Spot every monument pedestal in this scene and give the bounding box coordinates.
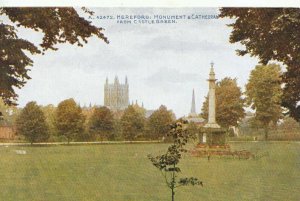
[198,127,227,146]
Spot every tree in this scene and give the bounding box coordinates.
[147,105,174,139]
[55,98,85,143]
[89,106,114,140]
[245,64,283,140]
[201,77,245,128]
[279,117,300,131]
[0,98,20,126]
[41,104,57,139]
[132,102,147,117]
[219,8,300,122]
[0,7,108,106]
[16,101,49,144]
[120,105,145,140]
[148,121,202,201]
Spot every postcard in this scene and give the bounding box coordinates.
[0,2,299,201]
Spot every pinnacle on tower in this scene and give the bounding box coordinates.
[125,76,128,85]
[106,77,108,84]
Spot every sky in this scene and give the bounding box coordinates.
[8,8,260,118]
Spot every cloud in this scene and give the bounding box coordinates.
[146,68,199,86]
[143,36,230,53]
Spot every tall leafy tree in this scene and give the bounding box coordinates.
[245,64,283,140]
[89,106,114,140]
[16,101,49,144]
[202,77,245,128]
[41,104,57,138]
[55,98,85,143]
[219,8,300,122]
[0,7,108,106]
[121,105,145,140]
[147,105,174,139]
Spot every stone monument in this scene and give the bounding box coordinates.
[204,62,220,129]
[198,62,226,146]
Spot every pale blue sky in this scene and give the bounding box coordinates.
[8,8,260,117]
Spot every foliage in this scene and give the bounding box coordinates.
[16,101,49,144]
[89,106,114,140]
[0,7,108,106]
[41,104,57,138]
[55,98,85,143]
[245,64,283,140]
[132,103,146,117]
[219,8,300,122]
[112,119,123,141]
[120,105,145,140]
[148,121,202,201]
[0,98,20,126]
[202,77,245,128]
[279,117,300,131]
[147,105,174,139]
[186,122,198,137]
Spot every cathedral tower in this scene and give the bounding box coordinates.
[104,76,129,111]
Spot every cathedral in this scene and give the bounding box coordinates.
[104,76,129,111]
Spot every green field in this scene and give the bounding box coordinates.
[0,142,299,201]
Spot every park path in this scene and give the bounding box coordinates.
[0,140,162,146]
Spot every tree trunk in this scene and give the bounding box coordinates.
[171,188,174,201]
[171,163,175,201]
[264,127,268,141]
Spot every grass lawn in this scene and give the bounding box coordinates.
[0,142,299,201]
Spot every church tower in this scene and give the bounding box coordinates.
[104,76,129,111]
[189,89,197,117]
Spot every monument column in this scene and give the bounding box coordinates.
[204,62,220,128]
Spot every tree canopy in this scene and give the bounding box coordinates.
[55,98,85,143]
[219,8,300,122]
[121,105,145,140]
[41,104,57,138]
[0,8,108,106]
[16,101,49,144]
[0,98,20,126]
[147,105,174,139]
[89,106,114,140]
[245,64,283,139]
[202,77,245,128]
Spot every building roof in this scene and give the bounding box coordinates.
[184,116,205,124]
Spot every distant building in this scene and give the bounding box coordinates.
[104,76,129,111]
[189,89,197,117]
[0,126,15,140]
[145,110,155,118]
[185,89,205,126]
